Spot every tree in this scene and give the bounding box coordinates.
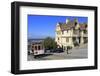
[43,37,57,50]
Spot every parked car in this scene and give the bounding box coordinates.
[51,48,63,53]
[44,49,50,53]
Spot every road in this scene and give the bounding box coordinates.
[28,44,88,61]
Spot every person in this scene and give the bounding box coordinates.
[66,46,72,54]
[66,47,69,54]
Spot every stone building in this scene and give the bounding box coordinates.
[28,39,45,55]
[55,18,88,50]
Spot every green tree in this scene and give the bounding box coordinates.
[43,37,57,50]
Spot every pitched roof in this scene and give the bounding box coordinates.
[79,23,87,30]
[58,20,77,30]
[57,19,87,31]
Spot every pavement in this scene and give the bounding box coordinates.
[28,44,88,61]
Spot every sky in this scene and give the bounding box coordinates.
[28,15,88,39]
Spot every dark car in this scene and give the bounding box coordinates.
[44,49,51,53]
[51,48,63,53]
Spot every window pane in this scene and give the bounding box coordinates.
[66,38,69,42]
[38,46,40,50]
[35,46,37,50]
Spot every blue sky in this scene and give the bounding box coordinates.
[28,15,87,39]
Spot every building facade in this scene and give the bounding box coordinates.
[28,39,45,55]
[55,18,88,50]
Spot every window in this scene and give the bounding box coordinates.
[66,38,69,42]
[38,45,41,50]
[35,46,37,50]
[58,37,59,41]
[73,30,78,34]
[83,30,87,34]
[32,45,34,48]
[57,31,61,35]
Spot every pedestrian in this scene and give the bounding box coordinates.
[66,47,69,54]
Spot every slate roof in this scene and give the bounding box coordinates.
[58,19,87,31]
[79,23,87,30]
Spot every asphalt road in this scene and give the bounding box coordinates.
[28,44,88,61]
